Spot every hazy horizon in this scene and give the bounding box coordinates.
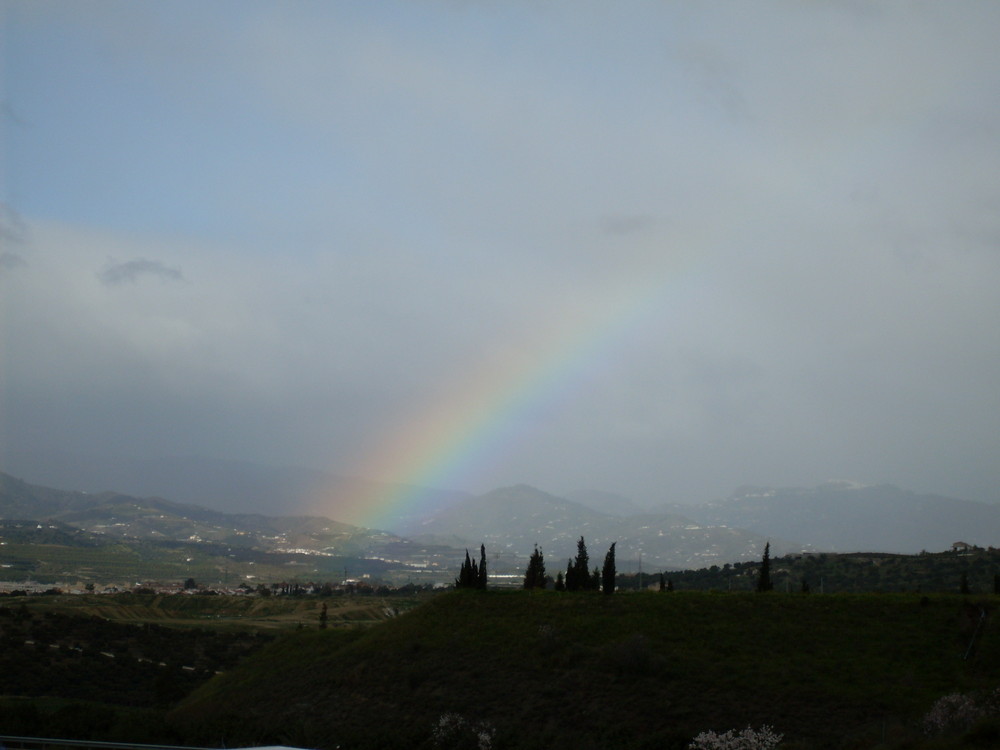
[3,2,999,512]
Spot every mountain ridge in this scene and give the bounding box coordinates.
[675,482,1000,553]
[4,467,998,578]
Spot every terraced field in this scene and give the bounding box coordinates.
[11,591,423,631]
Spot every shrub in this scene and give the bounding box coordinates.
[689,724,783,750]
[923,688,1000,736]
[923,693,982,735]
[432,712,496,750]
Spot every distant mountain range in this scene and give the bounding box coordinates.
[2,453,471,529]
[670,482,1000,554]
[408,484,771,570]
[404,481,1000,566]
[3,460,998,577]
[0,471,391,557]
[2,471,758,573]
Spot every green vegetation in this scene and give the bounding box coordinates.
[0,592,424,741]
[523,544,546,590]
[602,541,616,595]
[611,548,1000,596]
[0,599,272,743]
[565,536,599,592]
[455,544,488,589]
[5,590,421,631]
[756,541,774,592]
[171,589,1000,749]
[0,602,266,705]
[0,535,400,586]
[1,475,461,587]
[7,549,1000,748]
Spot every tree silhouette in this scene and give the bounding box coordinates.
[456,550,476,588]
[477,544,488,590]
[567,536,597,591]
[523,545,546,590]
[756,542,774,593]
[456,545,488,590]
[602,542,616,595]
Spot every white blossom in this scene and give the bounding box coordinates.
[689,724,783,750]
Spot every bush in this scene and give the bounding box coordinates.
[923,688,1000,736]
[689,725,783,750]
[432,712,496,750]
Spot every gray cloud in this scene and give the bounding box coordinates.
[0,203,26,244]
[602,215,655,236]
[98,258,184,286]
[3,3,1000,515]
[0,100,29,128]
[0,252,26,271]
[0,205,27,273]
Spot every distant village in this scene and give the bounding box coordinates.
[0,571,530,598]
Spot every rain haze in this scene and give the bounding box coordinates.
[2,1,999,520]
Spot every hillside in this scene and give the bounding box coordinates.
[3,454,472,526]
[171,590,1000,749]
[0,472,464,586]
[0,471,366,546]
[412,484,777,569]
[0,592,428,741]
[8,471,1000,586]
[682,483,1000,553]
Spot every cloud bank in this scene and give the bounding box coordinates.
[1,2,999,510]
[98,258,184,286]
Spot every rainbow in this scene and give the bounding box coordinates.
[329,244,704,530]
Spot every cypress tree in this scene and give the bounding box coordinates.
[477,544,488,590]
[602,542,616,595]
[565,559,577,591]
[572,537,591,591]
[456,548,485,589]
[555,571,565,591]
[756,542,774,592]
[591,567,601,590]
[455,549,472,588]
[523,545,546,590]
[659,572,665,592]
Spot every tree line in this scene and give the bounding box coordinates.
[456,537,620,594]
[520,537,617,592]
[458,538,784,595]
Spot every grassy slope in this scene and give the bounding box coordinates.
[0,538,353,585]
[0,594,426,743]
[12,592,415,630]
[171,590,1000,750]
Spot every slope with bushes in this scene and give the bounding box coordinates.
[171,589,1000,749]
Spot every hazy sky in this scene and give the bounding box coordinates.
[2,1,999,507]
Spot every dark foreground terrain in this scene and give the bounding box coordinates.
[3,589,1000,749]
[173,590,1000,749]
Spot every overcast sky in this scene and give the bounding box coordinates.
[2,1,999,509]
